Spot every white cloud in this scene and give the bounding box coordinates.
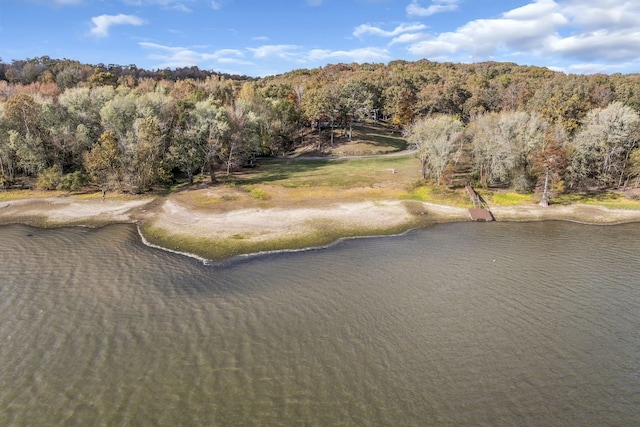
[171,3,192,12]
[548,29,640,62]
[247,45,302,60]
[30,0,83,4]
[451,2,567,56]
[118,0,195,11]
[389,33,427,45]
[545,0,640,62]
[307,47,390,63]
[560,0,640,31]
[217,58,253,65]
[212,48,245,58]
[407,39,459,58]
[210,1,222,10]
[406,0,459,17]
[353,23,426,38]
[244,45,391,68]
[139,42,246,68]
[90,14,145,37]
[401,0,640,74]
[307,0,323,6]
[564,61,635,75]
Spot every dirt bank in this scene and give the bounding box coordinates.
[2,193,639,260]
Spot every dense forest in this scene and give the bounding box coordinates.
[1,56,639,195]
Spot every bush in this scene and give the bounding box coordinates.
[57,171,88,192]
[512,171,535,193]
[36,165,62,190]
[249,187,268,200]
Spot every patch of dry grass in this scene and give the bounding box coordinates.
[0,189,64,200]
[402,184,472,207]
[485,191,536,206]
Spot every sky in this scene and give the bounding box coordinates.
[1,0,639,77]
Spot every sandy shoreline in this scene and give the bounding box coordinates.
[2,194,640,259]
[0,197,153,226]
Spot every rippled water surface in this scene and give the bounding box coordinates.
[1,221,639,426]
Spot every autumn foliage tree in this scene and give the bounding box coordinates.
[83,131,123,190]
[2,56,640,194]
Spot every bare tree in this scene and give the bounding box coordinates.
[570,102,640,188]
[469,111,548,190]
[404,115,464,184]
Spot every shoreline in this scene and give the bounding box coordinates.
[2,193,640,262]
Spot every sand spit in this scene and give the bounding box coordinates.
[2,193,640,260]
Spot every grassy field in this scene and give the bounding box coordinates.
[553,191,640,210]
[171,153,479,214]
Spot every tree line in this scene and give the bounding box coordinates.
[1,57,639,194]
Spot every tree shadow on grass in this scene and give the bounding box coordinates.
[553,190,624,205]
[362,132,407,150]
[225,159,334,186]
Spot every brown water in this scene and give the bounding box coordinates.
[0,221,639,426]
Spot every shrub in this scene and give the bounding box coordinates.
[36,165,62,190]
[250,188,268,200]
[57,171,88,192]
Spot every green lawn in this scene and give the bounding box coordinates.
[233,155,419,189]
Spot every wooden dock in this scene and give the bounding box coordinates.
[465,184,495,221]
[468,208,495,221]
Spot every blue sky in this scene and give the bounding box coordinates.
[1,0,639,77]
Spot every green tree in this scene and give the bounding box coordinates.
[338,79,375,139]
[0,111,17,184]
[57,171,88,192]
[99,90,137,141]
[9,130,47,176]
[190,98,229,183]
[127,117,168,192]
[59,86,115,142]
[0,134,16,186]
[254,83,303,155]
[168,101,204,184]
[135,90,176,136]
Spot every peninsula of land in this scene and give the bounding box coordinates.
[2,189,640,261]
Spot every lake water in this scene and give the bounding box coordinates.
[0,221,639,426]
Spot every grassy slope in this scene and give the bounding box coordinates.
[4,122,640,260]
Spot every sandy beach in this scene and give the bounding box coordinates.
[2,193,640,259]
